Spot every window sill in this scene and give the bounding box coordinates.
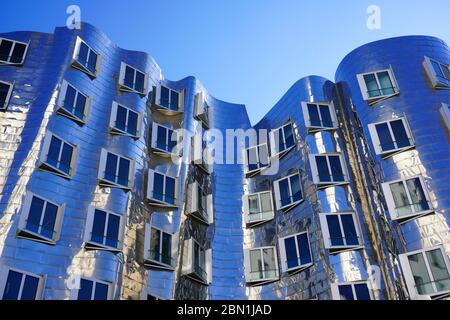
[271,145,296,160]
[16,229,57,245]
[328,244,364,255]
[57,106,86,126]
[379,145,415,159]
[98,178,132,191]
[119,83,146,96]
[366,91,400,106]
[84,241,122,253]
[279,199,304,213]
[151,147,181,158]
[185,273,209,286]
[315,180,350,190]
[246,216,274,228]
[110,127,140,140]
[186,211,210,225]
[71,59,97,79]
[144,258,175,271]
[245,165,270,178]
[39,162,72,180]
[0,60,24,66]
[285,262,314,275]
[246,276,279,287]
[151,102,183,116]
[147,197,178,209]
[393,210,434,225]
[307,125,339,133]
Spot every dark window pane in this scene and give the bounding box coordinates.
[2,270,22,300]
[91,209,107,245]
[319,105,333,128]
[290,175,302,202]
[341,214,359,246]
[47,136,62,168]
[0,82,10,106]
[431,60,445,78]
[127,111,138,136]
[406,178,429,213]
[160,86,170,108]
[59,143,73,174]
[247,148,258,172]
[307,104,321,127]
[315,156,330,182]
[390,119,411,149]
[161,233,172,266]
[94,283,109,300]
[77,42,89,66]
[26,196,45,234]
[41,202,58,239]
[375,122,395,152]
[86,50,97,73]
[115,105,127,132]
[285,237,298,269]
[297,233,312,265]
[354,283,371,300]
[426,249,450,293]
[377,71,395,95]
[283,124,295,149]
[77,279,93,300]
[329,156,344,182]
[259,145,269,168]
[105,214,120,248]
[390,181,411,217]
[124,66,134,88]
[135,71,145,93]
[364,73,380,98]
[153,173,165,202]
[165,176,175,205]
[150,228,161,261]
[11,43,27,64]
[117,158,130,187]
[64,85,77,112]
[21,275,39,300]
[156,126,168,151]
[279,179,291,207]
[74,93,86,120]
[327,215,344,246]
[169,90,179,111]
[104,153,118,182]
[338,284,355,300]
[0,40,13,62]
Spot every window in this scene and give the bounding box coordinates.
[191,132,213,174]
[17,192,64,244]
[147,169,178,208]
[144,224,175,270]
[368,117,414,158]
[71,37,101,77]
[187,182,213,225]
[84,206,124,252]
[153,84,184,114]
[151,123,180,157]
[98,149,135,190]
[244,246,279,285]
[278,231,313,273]
[319,211,362,254]
[399,246,450,299]
[243,191,274,227]
[194,91,212,128]
[0,268,45,300]
[0,37,28,65]
[0,80,13,110]
[423,56,450,89]
[109,101,142,138]
[56,80,91,124]
[39,131,78,179]
[301,102,338,131]
[382,175,433,224]
[118,62,147,95]
[244,143,270,177]
[440,103,450,132]
[357,68,399,104]
[71,278,112,300]
[273,172,304,211]
[331,281,372,300]
[309,153,349,188]
[181,238,212,285]
[269,122,296,157]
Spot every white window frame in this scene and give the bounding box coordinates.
[56,80,91,124]
[144,223,176,270]
[368,117,415,158]
[97,148,135,190]
[356,67,400,105]
[186,182,213,225]
[399,246,450,300]
[243,190,274,227]
[0,37,29,66]
[244,246,279,285]
[244,143,270,177]
[423,56,450,89]
[278,231,313,274]
[69,277,113,300]
[309,153,349,188]
[0,80,14,110]
[39,131,79,179]
[273,172,304,212]
[153,83,184,115]
[330,281,373,300]
[269,121,297,158]
[71,36,102,78]
[381,175,433,224]
[194,91,213,128]
[109,101,142,139]
[191,133,213,174]
[17,191,65,245]
[118,62,148,95]
[146,169,179,208]
[181,238,212,286]
[0,267,46,300]
[440,103,450,132]
[319,211,363,254]
[301,101,338,132]
[151,122,181,157]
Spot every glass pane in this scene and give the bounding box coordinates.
[285,237,299,269]
[307,104,321,127]
[319,104,333,128]
[127,111,138,136]
[21,275,39,300]
[41,202,58,239]
[248,195,259,217]
[150,228,161,261]
[93,283,109,300]
[327,215,344,246]
[279,178,291,207]
[160,86,170,108]
[315,156,331,182]
[375,122,395,152]
[105,214,120,248]
[390,181,412,217]
[250,250,263,278]
[259,145,269,168]
[77,279,93,300]
[64,85,77,111]
[247,147,258,172]
[161,233,172,266]
[390,119,411,149]
[2,270,22,300]
[341,213,359,246]
[329,156,345,182]
[354,283,371,300]
[77,42,89,66]
[168,129,177,152]
[47,136,62,168]
[338,284,355,300]
[363,73,380,98]
[431,60,445,79]
[115,105,127,132]
[297,233,312,265]
[0,40,13,62]
[290,175,302,202]
[169,90,179,111]
[260,193,272,213]
[406,178,429,213]
[0,82,10,106]
[153,173,165,201]
[442,64,450,81]
[134,71,145,93]
[165,177,175,205]
[263,248,276,277]
[156,126,168,151]
[104,153,118,183]
[26,196,45,235]
[74,93,86,120]
[91,209,107,245]
[377,71,395,95]
[117,158,130,187]
[408,253,434,295]
[59,143,73,174]
[426,249,450,293]
[87,50,97,73]
[124,66,135,88]
[283,124,295,149]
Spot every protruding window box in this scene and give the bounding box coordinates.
[278,231,313,275]
[144,223,176,271]
[309,153,349,189]
[0,37,29,66]
[357,67,400,105]
[153,84,184,115]
[191,134,213,174]
[194,91,213,129]
[273,172,304,212]
[109,101,142,139]
[118,62,148,96]
[243,191,274,227]
[301,101,338,133]
[147,169,178,209]
[244,246,279,286]
[151,123,181,158]
[71,36,102,79]
[56,80,91,125]
[331,281,373,300]
[186,182,213,225]
[181,238,212,286]
[98,149,135,191]
[269,122,297,159]
[244,143,270,178]
[423,56,450,89]
[0,268,46,300]
[70,278,113,300]
[440,103,450,132]
[0,80,14,111]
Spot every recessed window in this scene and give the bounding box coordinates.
[331,281,372,300]
[440,103,450,132]
[186,182,213,225]
[181,238,212,285]
[309,153,349,188]
[0,80,14,111]
[118,62,147,95]
[72,37,101,77]
[84,206,124,252]
[56,80,91,124]
[71,278,111,300]
[194,91,212,128]
[357,68,399,104]
[98,149,135,190]
[0,268,45,300]
[144,223,175,270]
[0,37,28,65]
[399,246,450,299]
[244,246,279,285]
[278,231,313,273]
[269,122,296,158]
[319,211,362,254]
[368,117,414,158]
[273,172,304,212]
[147,169,178,208]
[39,131,78,179]
[243,191,274,227]
[423,56,450,89]
[244,143,270,177]
[109,101,142,138]
[153,84,184,114]
[301,102,338,132]
[151,123,180,157]
[382,175,433,224]
[17,192,64,244]
[191,132,212,174]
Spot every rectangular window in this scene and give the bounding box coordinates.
[109,101,142,138]
[331,281,372,300]
[423,56,450,89]
[357,68,399,104]
[151,123,180,156]
[309,153,349,187]
[39,131,78,179]
[440,103,450,132]
[119,62,147,95]
[98,149,135,190]
[269,122,296,157]
[243,191,274,226]
[154,84,184,114]
[399,246,450,299]
[244,143,270,176]
[181,238,212,285]
[382,175,433,224]
[72,37,101,77]
[319,211,362,254]
[0,37,28,65]
[144,223,175,270]
[0,80,14,110]
[368,117,414,158]
[73,278,111,300]
[147,169,178,207]
[84,206,124,252]
[301,102,338,131]
[0,268,45,300]
[278,231,313,273]
[187,182,213,225]
[56,80,91,124]
[191,132,212,174]
[194,91,212,128]
[244,246,279,285]
[273,172,304,211]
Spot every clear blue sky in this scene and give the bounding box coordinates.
[1,0,449,124]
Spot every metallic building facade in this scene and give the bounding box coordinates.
[0,23,448,300]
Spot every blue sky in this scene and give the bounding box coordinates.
[1,0,449,123]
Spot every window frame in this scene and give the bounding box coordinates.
[56,80,91,124]
[301,101,338,132]
[330,281,373,300]
[69,277,113,300]
[118,62,148,95]
[269,121,297,158]
[97,148,135,190]
[144,223,176,270]
[0,37,29,66]
[273,171,304,212]
[244,142,270,177]
[356,67,400,105]
[244,246,280,286]
[109,101,142,139]
[278,231,313,274]
[194,91,213,128]
[0,267,46,300]
[423,56,450,89]
[243,190,275,227]
[181,238,212,286]
[440,103,450,132]
[71,36,102,78]
[309,153,349,188]
[150,122,181,157]
[191,133,213,174]
[153,83,184,115]
[186,181,213,225]
[0,80,14,111]
[146,169,179,208]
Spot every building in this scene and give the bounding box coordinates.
[0,23,448,300]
